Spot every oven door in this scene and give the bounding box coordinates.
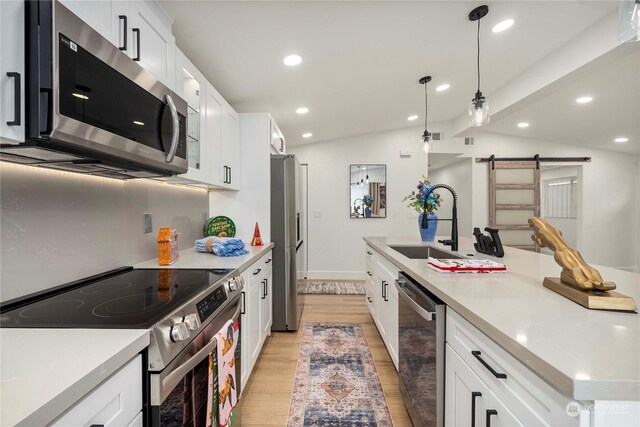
[149,297,242,426]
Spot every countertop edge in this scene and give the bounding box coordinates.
[132,243,274,271]
[14,331,150,427]
[363,236,638,402]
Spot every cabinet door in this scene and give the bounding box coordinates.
[0,0,25,144]
[240,270,251,391]
[119,2,175,88]
[247,276,263,371]
[261,268,273,341]
[270,119,285,154]
[386,280,399,370]
[375,266,389,342]
[60,0,114,44]
[205,83,225,186]
[174,49,208,184]
[446,345,524,427]
[222,107,240,189]
[52,355,142,426]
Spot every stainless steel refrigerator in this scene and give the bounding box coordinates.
[271,154,305,331]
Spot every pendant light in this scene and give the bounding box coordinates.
[468,5,490,127]
[419,76,432,154]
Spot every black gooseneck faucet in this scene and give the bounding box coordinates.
[422,184,458,252]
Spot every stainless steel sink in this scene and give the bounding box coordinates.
[389,245,465,260]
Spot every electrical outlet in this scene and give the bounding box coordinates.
[144,213,153,234]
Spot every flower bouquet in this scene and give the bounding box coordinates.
[402,176,443,241]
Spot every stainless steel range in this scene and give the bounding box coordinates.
[0,267,244,425]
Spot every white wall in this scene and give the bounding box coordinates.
[0,163,209,302]
[288,126,429,279]
[290,124,639,277]
[428,158,473,238]
[432,132,639,272]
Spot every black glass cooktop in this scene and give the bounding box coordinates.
[0,268,234,328]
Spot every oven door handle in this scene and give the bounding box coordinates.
[165,94,179,163]
[395,279,435,321]
[162,302,241,395]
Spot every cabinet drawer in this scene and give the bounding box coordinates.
[365,246,400,280]
[51,354,142,426]
[446,308,579,427]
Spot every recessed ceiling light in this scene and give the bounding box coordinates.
[435,83,450,92]
[296,107,309,114]
[72,93,89,100]
[517,122,529,128]
[133,121,145,126]
[614,137,629,143]
[492,19,514,33]
[576,96,593,104]
[407,115,419,121]
[302,132,312,138]
[283,54,302,66]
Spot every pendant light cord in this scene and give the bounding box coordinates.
[477,19,481,92]
[424,80,428,133]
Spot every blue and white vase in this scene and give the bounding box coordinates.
[418,213,438,242]
[364,207,372,218]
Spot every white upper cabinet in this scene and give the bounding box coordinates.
[206,83,240,189]
[113,1,175,89]
[0,0,25,144]
[222,107,240,189]
[172,48,208,184]
[270,120,286,154]
[205,82,225,186]
[60,0,114,44]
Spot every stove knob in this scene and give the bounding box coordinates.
[170,322,190,342]
[184,313,200,331]
[227,280,238,292]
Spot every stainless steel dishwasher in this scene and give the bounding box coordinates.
[396,272,445,427]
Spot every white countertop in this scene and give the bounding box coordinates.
[133,243,274,272]
[364,236,640,401]
[0,328,149,426]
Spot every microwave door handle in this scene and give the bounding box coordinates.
[161,300,241,397]
[165,94,179,162]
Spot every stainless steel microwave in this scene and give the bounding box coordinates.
[0,0,188,178]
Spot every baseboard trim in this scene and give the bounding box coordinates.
[305,271,365,281]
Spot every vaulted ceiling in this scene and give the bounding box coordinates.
[162,1,617,146]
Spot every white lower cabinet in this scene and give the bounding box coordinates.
[446,308,586,427]
[240,250,273,392]
[365,246,399,370]
[51,354,143,427]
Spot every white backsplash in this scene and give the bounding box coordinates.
[0,163,208,302]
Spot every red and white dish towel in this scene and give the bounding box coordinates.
[208,319,239,427]
[427,257,507,273]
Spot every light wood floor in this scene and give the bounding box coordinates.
[240,294,411,426]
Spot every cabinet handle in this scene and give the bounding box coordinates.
[367,296,373,303]
[471,392,482,427]
[486,409,497,427]
[366,251,373,255]
[366,271,373,276]
[132,28,141,61]
[253,268,261,275]
[118,15,127,50]
[229,166,232,184]
[279,137,284,152]
[241,291,246,315]
[261,279,266,299]
[384,281,389,301]
[265,278,268,296]
[6,72,21,126]
[471,351,507,379]
[381,280,387,301]
[265,258,272,264]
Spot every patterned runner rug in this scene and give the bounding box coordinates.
[300,281,366,295]
[287,322,394,427]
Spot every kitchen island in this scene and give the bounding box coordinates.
[364,236,640,424]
